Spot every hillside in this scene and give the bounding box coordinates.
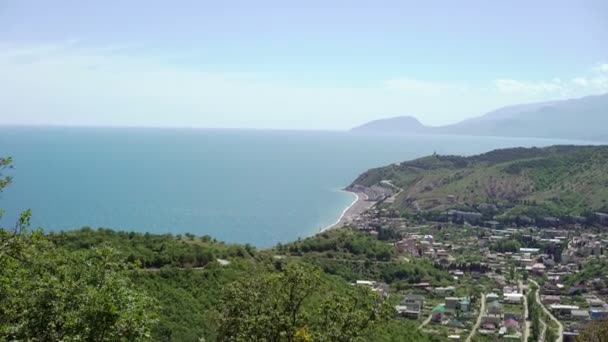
[351,93,608,141]
[349,145,608,217]
[46,227,447,341]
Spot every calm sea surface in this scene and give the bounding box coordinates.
[0,127,591,247]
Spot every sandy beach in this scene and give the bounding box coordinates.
[322,191,376,231]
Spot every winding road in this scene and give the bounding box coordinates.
[530,279,563,342]
[465,293,486,342]
[540,319,547,342]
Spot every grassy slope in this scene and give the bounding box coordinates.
[351,145,608,215]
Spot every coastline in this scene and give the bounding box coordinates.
[321,190,376,232]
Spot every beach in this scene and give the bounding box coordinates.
[322,191,376,231]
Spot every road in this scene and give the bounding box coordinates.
[465,293,485,342]
[530,279,563,342]
[539,320,547,342]
[418,312,433,329]
[520,280,530,342]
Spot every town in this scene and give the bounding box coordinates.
[347,192,608,342]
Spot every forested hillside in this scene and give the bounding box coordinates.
[350,145,608,217]
[46,227,447,341]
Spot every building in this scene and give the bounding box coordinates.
[397,294,424,320]
[519,248,540,254]
[355,280,376,287]
[503,318,519,333]
[432,304,445,323]
[542,295,562,305]
[504,312,522,322]
[570,310,590,321]
[531,263,546,275]
[587,298,606,309]
[590,309,608,320]
[482,314,502,325]
[447,210,483,224]
[487,301,503,315]
[459,297,471,313]
[445,297,460,314]
[549,304,579,317]
[504,293,524,304]
[435,286,456,297]
[486,293,500,303]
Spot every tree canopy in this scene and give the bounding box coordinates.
[217,263,392,342]
[1,157,157,341]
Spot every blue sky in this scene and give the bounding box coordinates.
[1,0,607,129]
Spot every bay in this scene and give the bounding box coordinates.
[0,126,590,247]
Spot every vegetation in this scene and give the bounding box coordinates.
[51,227,255,269]
[51,226,449,340]
[217,263,390,342]
[527,287,541,342]
[276,228,452,286]
[563,259,608,287]
[577,319,608,342]
[351,145,608,218]
[1,159,158,341]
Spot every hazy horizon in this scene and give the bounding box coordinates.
[1,91,607,132]
[1,0,607,129]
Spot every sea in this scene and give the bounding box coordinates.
[0,126,593,247]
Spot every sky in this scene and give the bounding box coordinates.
[1,0,607,129]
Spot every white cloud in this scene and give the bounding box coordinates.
[594,63,608,73]
[383,78,466,94]
[495,63,608,97]
[494,79,563,94]
[0,42,606,129]
[572,77,588,86]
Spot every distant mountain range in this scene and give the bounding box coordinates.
[351,93,608,141]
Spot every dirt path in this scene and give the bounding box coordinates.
[418,312,433,329]
[465,293,485,342]
[530,279,563,342]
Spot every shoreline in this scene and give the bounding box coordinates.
[321,190,375,232]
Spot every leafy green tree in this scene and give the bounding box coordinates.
[313,290,392,342]
[218,263,390,342]
[577,319,608,342]
[0,157,158,341]
[545,327,557,342]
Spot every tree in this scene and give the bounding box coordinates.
[577,319,608,342]
[1,219,159,341]
[313,289,392,342]
[0,157,158,341]
[546,327,557,342]
[217,263,390,342]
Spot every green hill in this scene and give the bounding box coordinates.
[350,145,608,217]
[45,227,446,341]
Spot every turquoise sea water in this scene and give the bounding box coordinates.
[0,127,591,247]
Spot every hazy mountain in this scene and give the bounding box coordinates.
[351,93,608,141]
[350,116,429,133]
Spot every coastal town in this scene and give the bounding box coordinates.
[340,183,608,342]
